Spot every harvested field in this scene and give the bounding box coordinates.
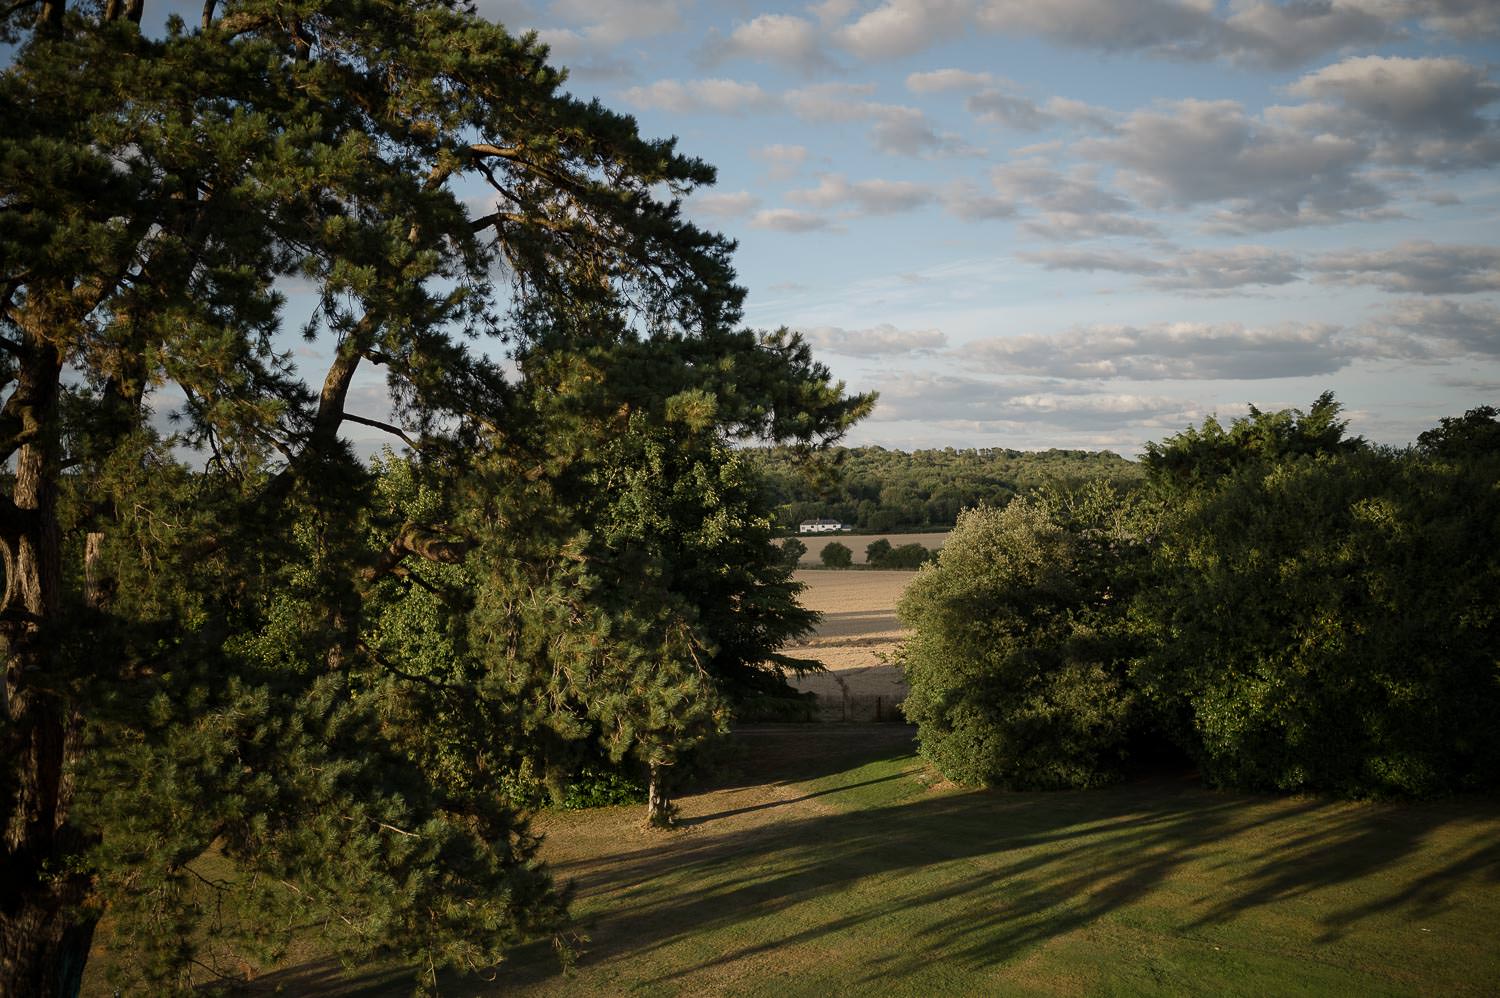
[784,569,914,717]
[786,531,949,566]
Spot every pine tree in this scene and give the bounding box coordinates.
[0,2,869,992]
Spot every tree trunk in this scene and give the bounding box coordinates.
[644,763,674,828]
[1,339,95,998]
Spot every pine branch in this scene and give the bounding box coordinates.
[341,411,421,451]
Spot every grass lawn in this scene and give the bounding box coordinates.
[213,724,1500,997]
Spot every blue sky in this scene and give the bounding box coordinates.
[472,0,1500,455]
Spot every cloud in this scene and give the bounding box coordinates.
[1078,98,1390,232]
[689,190,760,218]
[964,321,1357,380]
[701,13,833,73]
[753,144,809,181]
[1022,245,1305,291]
[800,323,949,357]
[942,181,1018,221]
[788,174,937,214]
[785,82,880,122]
[1020,248,1165,276]
[834,0,972,60]
[524,0,689,78]
[750,208,834,233]
[1311,241,1500,293]
[1405,0,1500,38]
[963,88,1120,133]
[620,78,775,114]
[786,84,976,157]
[1284,55,1500,170]
[989,159,1160,239]
[864,373,1208,439]
[974,0,1393,69]
[1370,297,1500,356]
[907,68,996,94]
[967,89,1053,130]
[870,105,948,154]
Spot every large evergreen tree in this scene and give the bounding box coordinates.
[0,2,869,992]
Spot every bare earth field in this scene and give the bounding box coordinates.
[789,531,949,566]
[783,569,913,707]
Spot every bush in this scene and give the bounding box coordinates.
[897,494,1143,789]
[1132,443,1500,796]
[865,538,892,565]
[883,542,932,569]
[778,536,807,567]
[820,541,853,568]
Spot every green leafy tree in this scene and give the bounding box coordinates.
[779,536,808,568]
[820,541,853,568]
[883,542,933,569]
[896,489,1148,789]
[0,2,869,992]
[1132,403,1500,795]
[865,538,893,566]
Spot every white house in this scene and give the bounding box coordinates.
[798,518,845,534]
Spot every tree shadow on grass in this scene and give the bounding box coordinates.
[501,771,1500,994]
[238,726,1500,995]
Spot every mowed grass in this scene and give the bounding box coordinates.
[232,725,1500,997]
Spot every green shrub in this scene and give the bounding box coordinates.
[866,538,893,565]
[883,542,932,569]
[897,494,1142,789]
[778,536,808,567]
[1133,443,1500,796]
[820,541,853,568]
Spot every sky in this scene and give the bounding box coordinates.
[467,0,1500,456]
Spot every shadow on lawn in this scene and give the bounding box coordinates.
[506,744,1498,993]
[238,726,1500,995]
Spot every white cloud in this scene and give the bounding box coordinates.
[989,159,1160,239]
[753,143,810,181]
[689,190,760,218]
[751,208,834,233]
[789,174,937,214]
[864,373,1209,442]
[1022,245,1305,291]
[906,68,996,94]
[967,89,1052,130]
[1311,241,1500,293]
[785,82,880,122]
[965,321,1357,380]
[1371,298,1500,356]
[524,0,688,77]
[1285,55,1500,170]
[974,0,1392,69]
[834,0,972,60]
[1078,98,1390,232]
[621,78,775,114]
[786,84,975,158]
[800,323,949,356]
[942,181,1018,221]
[703,13,832,73]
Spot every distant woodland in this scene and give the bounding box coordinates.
[747,446,1144,532]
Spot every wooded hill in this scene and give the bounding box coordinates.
[746,445,1143,532]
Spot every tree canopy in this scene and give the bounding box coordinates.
[899,399,1500,799]
[0,3,870,993]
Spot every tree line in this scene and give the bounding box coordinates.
[0,4,868,993]
[899,397,1500,799]
[748,444,1142,533]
